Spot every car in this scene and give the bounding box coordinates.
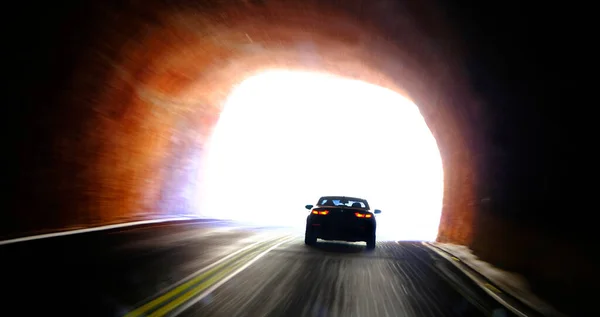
[304,196,382,249]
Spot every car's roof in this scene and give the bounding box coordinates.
[318,196,367,202]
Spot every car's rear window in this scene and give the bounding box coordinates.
[318,198,368,209]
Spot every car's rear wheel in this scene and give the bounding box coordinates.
[366,234,376,250]
[304,228,317,245]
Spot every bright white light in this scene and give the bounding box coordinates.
[196,70,443,241]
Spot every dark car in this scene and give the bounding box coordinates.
[304,196,381,249]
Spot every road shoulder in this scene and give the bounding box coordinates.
[424,242,567,317]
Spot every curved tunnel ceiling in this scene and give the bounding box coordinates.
[8,0,484,244]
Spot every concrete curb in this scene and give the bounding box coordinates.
[422,241,560,317]
[0,217,224,246]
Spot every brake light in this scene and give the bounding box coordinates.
[312,210,329,215]
[355,212,372,218]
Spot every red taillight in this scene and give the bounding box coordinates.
[355,212,372,218]
[312,210,329,215]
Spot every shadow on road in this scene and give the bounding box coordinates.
[308,241,369,254]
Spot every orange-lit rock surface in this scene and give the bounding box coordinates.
[9,0,481,244]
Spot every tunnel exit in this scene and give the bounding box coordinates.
[196,70,443,241]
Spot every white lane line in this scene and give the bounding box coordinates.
[421,242,528,317]
[170,236,296,317]
[0,217,222,246]
[135,233,290,307]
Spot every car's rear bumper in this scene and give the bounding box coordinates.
[308,224,373,242]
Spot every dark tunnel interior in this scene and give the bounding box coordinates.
[5,0,595,315]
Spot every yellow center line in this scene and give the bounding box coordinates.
[124,235,291,317]
[150,236,296,317]
[148,248,266,317]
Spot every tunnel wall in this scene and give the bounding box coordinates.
[8,0,593,314]
[8,0,481,243]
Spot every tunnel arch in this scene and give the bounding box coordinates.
[10,1,600,315]
[12,0,484,245]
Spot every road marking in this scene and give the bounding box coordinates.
[125,237,284,316]
[485,283,502,294]
[124,235,294,317]
[140,234,276,301]
[168,236,295,317]
[0,217,219,246]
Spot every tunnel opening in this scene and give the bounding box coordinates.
[195,69,443,241]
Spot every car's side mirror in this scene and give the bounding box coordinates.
[374,209,382,214]
[305,204,314,210]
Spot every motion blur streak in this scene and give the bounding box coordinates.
[197,70,443,241]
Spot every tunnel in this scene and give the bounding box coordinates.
[6,0,595,315]
[10,0,477,242]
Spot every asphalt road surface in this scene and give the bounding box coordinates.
[1,220,517,317]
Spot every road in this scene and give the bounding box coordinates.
[1,220,516,317]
